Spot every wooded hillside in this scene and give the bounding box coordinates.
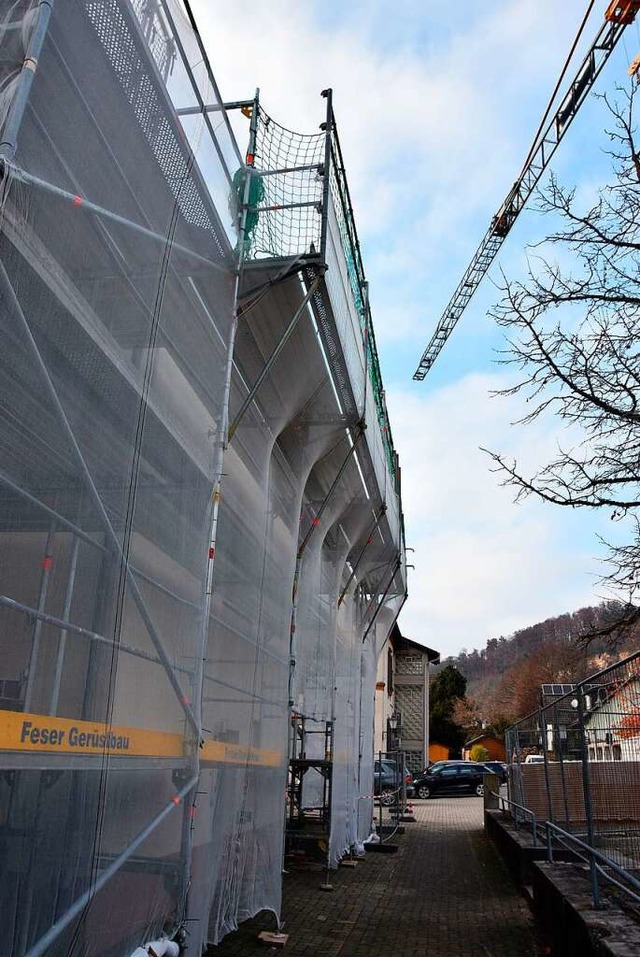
[443,602,640,732]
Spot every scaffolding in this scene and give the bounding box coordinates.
[286,714,334,876]
[0,2,407,955]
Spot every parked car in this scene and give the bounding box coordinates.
[416,759,459,777]
[524,754,544,764]
[373,759,414,805]
[412,761,491,799]
[482,760,508,782]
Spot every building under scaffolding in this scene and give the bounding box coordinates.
[0,2,407,955]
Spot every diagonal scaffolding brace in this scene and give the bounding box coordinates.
[287,422,366,707]
[0,260,200,738]
[25,773,198,957]
[338,504,387,607]
[5,164,227,272]
[0,594,191,673]
[227,271,324,443]
[361,554,402,643]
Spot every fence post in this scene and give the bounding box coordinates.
[576,690,600,908]
[539,707,554,824]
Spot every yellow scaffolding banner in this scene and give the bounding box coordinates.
[0,709,283,766]
[0,709,184,757]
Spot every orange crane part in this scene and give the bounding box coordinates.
[605,1,640,24]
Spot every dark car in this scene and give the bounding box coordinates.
[417,759,463,777]
[373,759,414,805]
[482,760,508,783]
[412,761,491,799]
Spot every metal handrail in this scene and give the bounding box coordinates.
[495,797,640,909]
[489,791,539,846]
[545,820,640,909]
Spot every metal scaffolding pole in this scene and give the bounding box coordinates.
[361,555,401,644]
[181,88,259,936]
[0,469,107,551]
[1,465,198,615]
[131,564,200,611]
[0,0,53,161]
[0,594,190,673]
[319,89,333,260]
[49,533,79,715]
[288,422,366,708]
[25,773,199,957]
[0,261,199,736]
[23,524,55,712]
[227,272,323,443]
[338,504,386,606]
[7,165,227,272]
[175,99,253,116]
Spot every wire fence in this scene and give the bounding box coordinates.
[505,649,640,904]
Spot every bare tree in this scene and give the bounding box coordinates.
[485,85,640,636]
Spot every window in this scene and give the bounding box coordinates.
[440,767,459,778]
[396,654,424,676]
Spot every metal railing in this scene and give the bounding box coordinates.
[544,821,640,910]
[493,797,640,910]
[328,123,399,488]
[502,648,640,910]
[373,749,411,843]
[491,791,539,847]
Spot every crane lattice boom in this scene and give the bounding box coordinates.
[413,0,640,381]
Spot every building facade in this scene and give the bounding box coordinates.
[0,3,406,954]
[374,625,439,773]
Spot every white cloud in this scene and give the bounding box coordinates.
[389,374,609,656]
[195,1,614,358]
[194,0,596,249]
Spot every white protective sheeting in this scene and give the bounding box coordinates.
[0,3,406,955]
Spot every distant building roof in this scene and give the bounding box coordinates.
[464,732,502,747]
[390,623,439,662]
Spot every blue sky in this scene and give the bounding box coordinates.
[193,1,640,657]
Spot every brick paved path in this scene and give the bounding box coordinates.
[210,797,538,956]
